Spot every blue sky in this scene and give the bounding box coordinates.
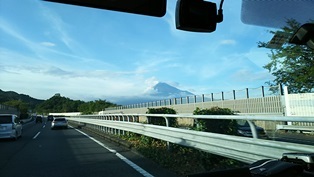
[0,0,276,102]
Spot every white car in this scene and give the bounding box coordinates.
[0,114,23,140]
[51,117,68,129]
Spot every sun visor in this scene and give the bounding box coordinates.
[43,0,166,17]
[241,0,314,29]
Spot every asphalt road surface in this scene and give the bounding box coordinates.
[0,120,180,177]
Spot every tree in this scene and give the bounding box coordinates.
[78,99,117,114]
[3,100,29,119]
[146,107,178,127]
[258,19,314,93]
[193,106,237,135]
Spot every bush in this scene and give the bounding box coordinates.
[146,107,178,127]
[118,106,245,176]
[193,106,237,135]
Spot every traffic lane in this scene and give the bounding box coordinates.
[272,132,314,145]
[75,127,182,177]
[0,121,46,168]
[0,124,162,177]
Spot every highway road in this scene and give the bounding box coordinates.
[0,120,180,177]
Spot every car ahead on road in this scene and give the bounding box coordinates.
[51,117,68,129]
[0,114,23,140]
[36,115,43,123]
[236,120,268,139]
[47,115,54,121]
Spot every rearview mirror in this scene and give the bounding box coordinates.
[175,0,222,32]
[43,0,166,17]
[289,23,314,50]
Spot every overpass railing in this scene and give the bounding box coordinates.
[67,114,314,164]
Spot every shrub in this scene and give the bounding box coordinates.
[193,106,237,135]
[146,107,178,127]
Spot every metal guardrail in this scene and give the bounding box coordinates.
[67,114,314,164]
[276,125,314,132]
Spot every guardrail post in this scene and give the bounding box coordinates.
[163,117,170,127]
[119,115,124,135]
[163,116,172,151]
[247,120,258,139]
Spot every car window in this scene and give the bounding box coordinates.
[54,118,66,121]
[236,120,248,127]
[0,116,12,124]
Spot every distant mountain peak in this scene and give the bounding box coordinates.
[150,82,194,98]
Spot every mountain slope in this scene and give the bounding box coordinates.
[114,82,194,105]
[150,82,194,97]
[0,89,44,109]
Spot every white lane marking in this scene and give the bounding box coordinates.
[33,132,41,139]
[72,126,154,177]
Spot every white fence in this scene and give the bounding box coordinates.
[285,93,314,116]
[283,87,314,128]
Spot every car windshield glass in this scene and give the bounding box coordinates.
[0,1,313,176]
[0,116,12,124]
[55,118,66,121]
[237,120,249,127]
[241,0,314,28]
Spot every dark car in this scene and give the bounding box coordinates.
[236,120,268,139]
[36,115,43,123]
[47,115,54,121]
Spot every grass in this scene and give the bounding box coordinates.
[120,133,247,176]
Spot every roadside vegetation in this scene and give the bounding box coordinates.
[117,107,246,176]
[0,91,117,118]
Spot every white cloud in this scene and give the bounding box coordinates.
[0,52,163,100]
[143,77,159,94]
[220,39,236,45]
[41,42,55,47]
[231,69,272,82]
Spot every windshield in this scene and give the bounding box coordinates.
[241,0,314,29]
[0,1,313,177]
[54,118,66,121]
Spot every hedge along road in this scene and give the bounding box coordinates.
[0,120,180,177]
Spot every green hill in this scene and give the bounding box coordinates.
[0,89,118,115]
[0,89,44,109]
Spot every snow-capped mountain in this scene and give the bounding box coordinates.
[150,82,194,98]
[113,82,194,105]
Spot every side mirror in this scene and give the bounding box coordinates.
[175,0,223,32]
[289,23,314,49]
